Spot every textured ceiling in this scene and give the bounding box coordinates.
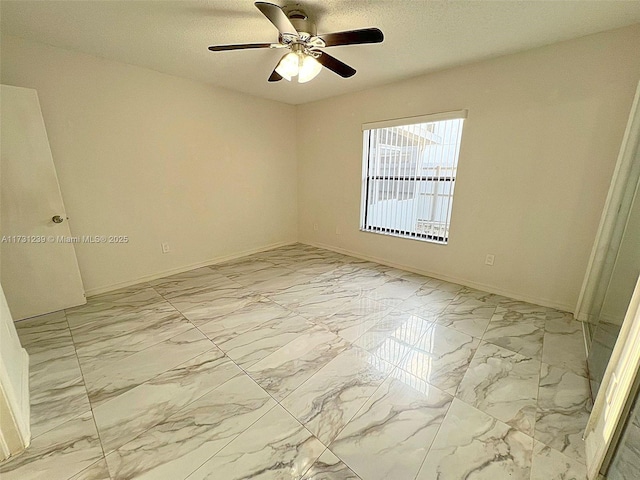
[2,1,640,105]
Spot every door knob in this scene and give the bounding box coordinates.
[52,215,64,224]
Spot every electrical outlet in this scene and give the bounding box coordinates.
[485,254,495,266]
[161,242,171,254]
[336,227,342,235]
[313,223,318,231]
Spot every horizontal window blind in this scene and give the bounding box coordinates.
[360,113,465,244]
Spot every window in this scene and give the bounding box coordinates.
[360,110,466,244]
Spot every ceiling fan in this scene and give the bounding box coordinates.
[208,1,384,83]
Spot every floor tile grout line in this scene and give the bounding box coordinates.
[267,288,355,320]
[185,260,388,470]
[20,343,88,441]
[346,303,437,348]
[83,342,221,411]
[242,270,418,448]
[398,320,470,401]
[530,315,590,468]
[473,302,499,340]
[66,457,109,480]
[293,321,446,477]
[27,406,91,443]
[163,385,280,480]
[451,351,587,465]
[163,291,319,375]
[149,376,277,480]
[68,296,216,410]
[133,372,276,480]
[62,310,112,479]
[323,361,443,480]
[410,391,457,480]
[96,363,246,469]
[532,313,555,446]
[220,268,300,291]
[446,309,575,467]
[89,339,244,458]
[161,282,334,451]
[65,301,198,372]
[17,318,88,436]
[297,446,330,479]
[213,263,362,370]
[168,281,341,480]
[452,337,542,434]
[276,343,397,448]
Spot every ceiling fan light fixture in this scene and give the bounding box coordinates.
[208,3,384,84]
[275,51,299,81]
[298,55,322,83]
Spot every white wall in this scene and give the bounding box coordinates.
[297,24,640,312]
[0,35,298,294]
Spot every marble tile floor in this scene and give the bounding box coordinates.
[1,244,592,480]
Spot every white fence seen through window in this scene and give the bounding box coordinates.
[360,112,466,244]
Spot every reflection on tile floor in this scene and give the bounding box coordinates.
[1,244,591,479]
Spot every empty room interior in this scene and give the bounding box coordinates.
[2,1,640,479]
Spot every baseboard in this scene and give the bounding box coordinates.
[84,240,297,297]
[84,238,576,312]
[304,240,575,313]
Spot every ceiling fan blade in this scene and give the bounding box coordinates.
[254,2,298,36]
[316,52,356,78]
[208,43,274,51]
[268,69,283,82]
[318,28,384,47]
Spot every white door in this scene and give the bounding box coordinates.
[0,84,85,320]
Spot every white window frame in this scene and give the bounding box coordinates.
[360,110,467,244]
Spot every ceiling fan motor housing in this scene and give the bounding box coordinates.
[288,10,316,38]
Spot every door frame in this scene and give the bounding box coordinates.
[575,81,640,329]
[579,80,640,479]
